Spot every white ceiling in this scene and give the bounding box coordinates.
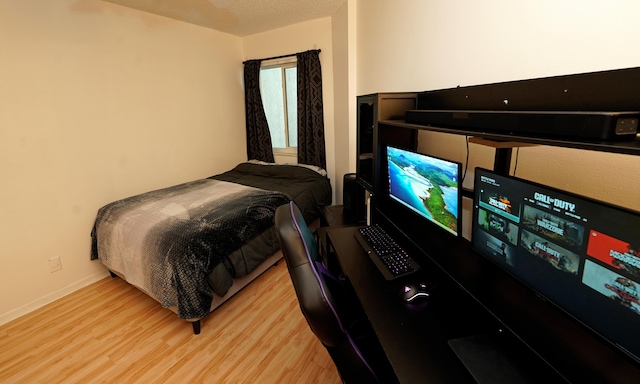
[102,0,346,37]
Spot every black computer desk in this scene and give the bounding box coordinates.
[325,226,481,383]
[324,226,563,384]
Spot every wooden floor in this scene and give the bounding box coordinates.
[0,260,341,383]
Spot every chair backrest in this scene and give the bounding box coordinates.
[275,202,380,383]
[275,201,344,346]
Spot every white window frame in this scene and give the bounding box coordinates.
[260,58,297,157]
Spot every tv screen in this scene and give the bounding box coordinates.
[472,167,640,363]
[386,146,461,237]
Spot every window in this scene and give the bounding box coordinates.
[260,60,297,154]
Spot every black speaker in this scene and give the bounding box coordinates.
[343,173,366,224]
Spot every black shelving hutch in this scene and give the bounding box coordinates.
[367,66,640,383]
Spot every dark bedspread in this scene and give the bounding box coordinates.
[210,162,332,223]
[91,162,332,319]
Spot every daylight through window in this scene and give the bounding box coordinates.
[260,60,297,153]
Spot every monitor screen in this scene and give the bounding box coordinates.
[386,145,461,237]
[472,167,640,363]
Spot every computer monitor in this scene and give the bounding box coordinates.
[472,167,640,363]
[383,145,462,237]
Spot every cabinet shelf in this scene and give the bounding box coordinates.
[467,137,540,149]
[382,119,640,156]
[373,117,640,383]
[357,93,418,194]
[364,68,640,382]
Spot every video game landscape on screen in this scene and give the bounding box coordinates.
[387,146,460,236]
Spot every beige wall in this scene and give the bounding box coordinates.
[331,0,357,203]
[0,0,246,324]
[243,18,337,203]
[356,0,640,238]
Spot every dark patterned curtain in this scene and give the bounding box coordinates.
[296,50,326,169]
[243,59,274,163]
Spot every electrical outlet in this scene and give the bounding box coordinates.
[48,257,62,273]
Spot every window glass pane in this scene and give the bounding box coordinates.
[260,67,286,148]
[285,67,297,148]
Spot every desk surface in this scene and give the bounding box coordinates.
[326,226,566,384]
[326,226,478,383]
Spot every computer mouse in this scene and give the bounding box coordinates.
[401,282,430,303]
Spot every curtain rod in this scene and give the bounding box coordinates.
[243,49,321,64]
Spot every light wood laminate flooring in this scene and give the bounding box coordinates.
[0,259,341,383]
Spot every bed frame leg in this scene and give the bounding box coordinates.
[109,271,118,278]
[191,320,201,335]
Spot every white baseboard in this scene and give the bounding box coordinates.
[0,270,110,327]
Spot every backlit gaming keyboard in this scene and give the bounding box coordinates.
[355,224,420,280]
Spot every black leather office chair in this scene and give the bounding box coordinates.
[275,201,396,384]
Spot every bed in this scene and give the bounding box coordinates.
[90,161,332,334]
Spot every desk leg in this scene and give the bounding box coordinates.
[324,231,346,278]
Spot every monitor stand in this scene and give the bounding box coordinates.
[448,334,540,384]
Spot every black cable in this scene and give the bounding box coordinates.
[462,136,470,184]
[512,147,520,176]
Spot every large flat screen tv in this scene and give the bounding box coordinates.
[472,167,640,364]
[385,145,462,237]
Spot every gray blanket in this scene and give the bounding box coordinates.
[91,179,290,319]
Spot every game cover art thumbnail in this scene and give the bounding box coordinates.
[477,208,519,245]
[478,188,522,223]
[521,205,585,250]
[583,260,640,316]
[520,230,580,274]
[474,230,517,267]
[587,230,640,280]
